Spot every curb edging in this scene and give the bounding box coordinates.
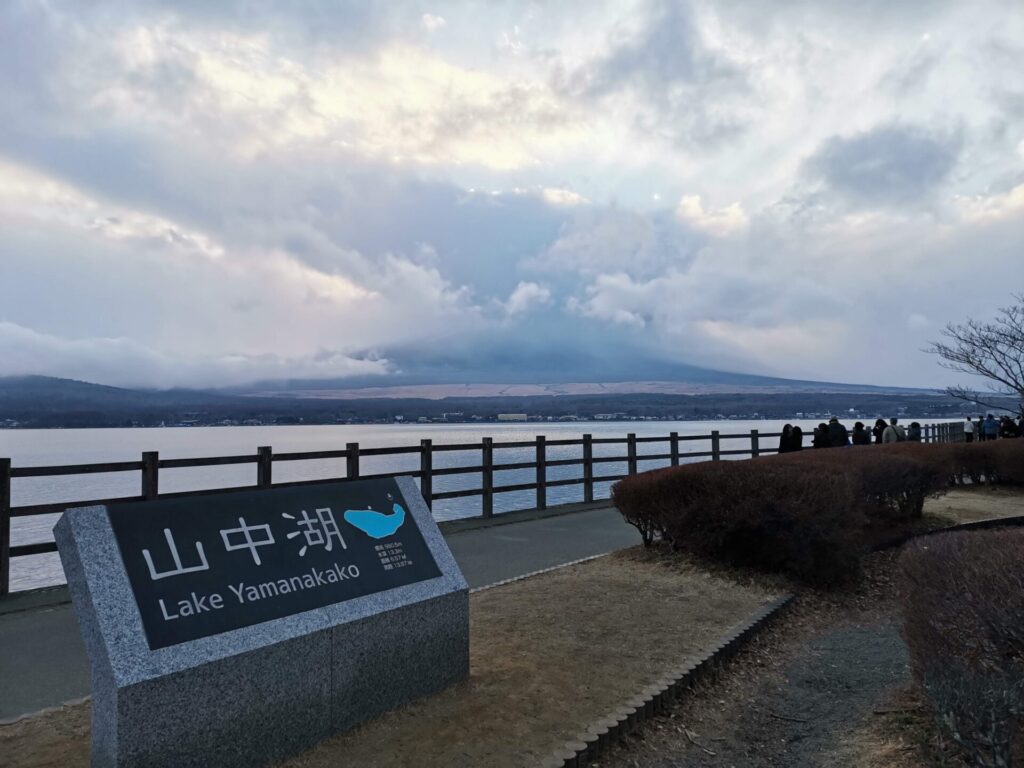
[539,593,794,768]
[469,553,609,594]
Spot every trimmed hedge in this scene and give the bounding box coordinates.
[879,441,997,486]
[879,439,1024,486]
[992,439,1024,484]
[772,445,949,522]
[612,438,1024,585]
[612,459,863,584]
[900,529,1024,767]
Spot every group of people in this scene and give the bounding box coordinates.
[777,413,1024,453]
[777,417,923,452]
[964,414,1024,442]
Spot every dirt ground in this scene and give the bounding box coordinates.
[0,552,774,768]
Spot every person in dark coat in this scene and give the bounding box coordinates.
[827,417,850,447]
[982,414,999,441]
[812,423,830,449]
[778,424,795,453]
[851,421,871,445]
[907,422,922,442]
[872,418,887,444]
[791,425,804,451]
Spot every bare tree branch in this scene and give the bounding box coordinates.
[927,295,1024,414]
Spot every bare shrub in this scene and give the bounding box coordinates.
[900,530,1024,767]
[611,476,666,546]
[771,445,950,522]
[991,440,1024,485]
[946,442,1001,485]
[612,460,862,585]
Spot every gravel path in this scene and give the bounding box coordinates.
[603,552,915,768]
[646,622,908,768]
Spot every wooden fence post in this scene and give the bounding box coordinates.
[482,437,494,518]
[711,430,721,461]
[346,442,360,480]
[627,433,638,476]
[536,436,547,510]
[583,434,594,503]
[420,439,433,510]
[670,432,680,466]
[257,446,273,488]
[141,451,159,500]
[750,429,760,458]
[0,458,10,598]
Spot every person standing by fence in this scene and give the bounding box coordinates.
[812,423,830,449]
[982,414,999,441]
[851,422,871,445]
[778,424,796,453]
[872,418,887,444]
[882,418,907,443]
[827,417,850,447]
[964,417,974,443]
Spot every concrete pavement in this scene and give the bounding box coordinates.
[0,504,638,721]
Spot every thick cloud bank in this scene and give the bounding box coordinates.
[0,0,1022,388]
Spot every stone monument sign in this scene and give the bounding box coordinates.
[55,476,469,767]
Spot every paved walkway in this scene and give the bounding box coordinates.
[0,505,638,721]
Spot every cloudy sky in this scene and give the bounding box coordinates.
[1,0,1022,389]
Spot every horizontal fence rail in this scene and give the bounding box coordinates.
[0,422,966,596]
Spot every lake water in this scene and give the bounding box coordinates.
[1,418,958,591]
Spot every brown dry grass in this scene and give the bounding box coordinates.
[923,486,1024,524]
[835,686,969,768]
[840,684,1024,768]
[0,551,774,768]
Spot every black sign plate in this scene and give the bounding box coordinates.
[108,478,442,650]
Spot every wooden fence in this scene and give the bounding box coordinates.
[0,421,965,596]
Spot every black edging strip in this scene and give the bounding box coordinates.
[872,512,1024,552]
[538,594,794,768]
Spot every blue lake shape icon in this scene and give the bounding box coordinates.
[343,503,407,539]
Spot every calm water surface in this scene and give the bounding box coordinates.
[1,418,957,591]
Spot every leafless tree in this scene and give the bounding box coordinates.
[927,295,1024,415]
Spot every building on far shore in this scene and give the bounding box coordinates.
[497,413,528,422]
